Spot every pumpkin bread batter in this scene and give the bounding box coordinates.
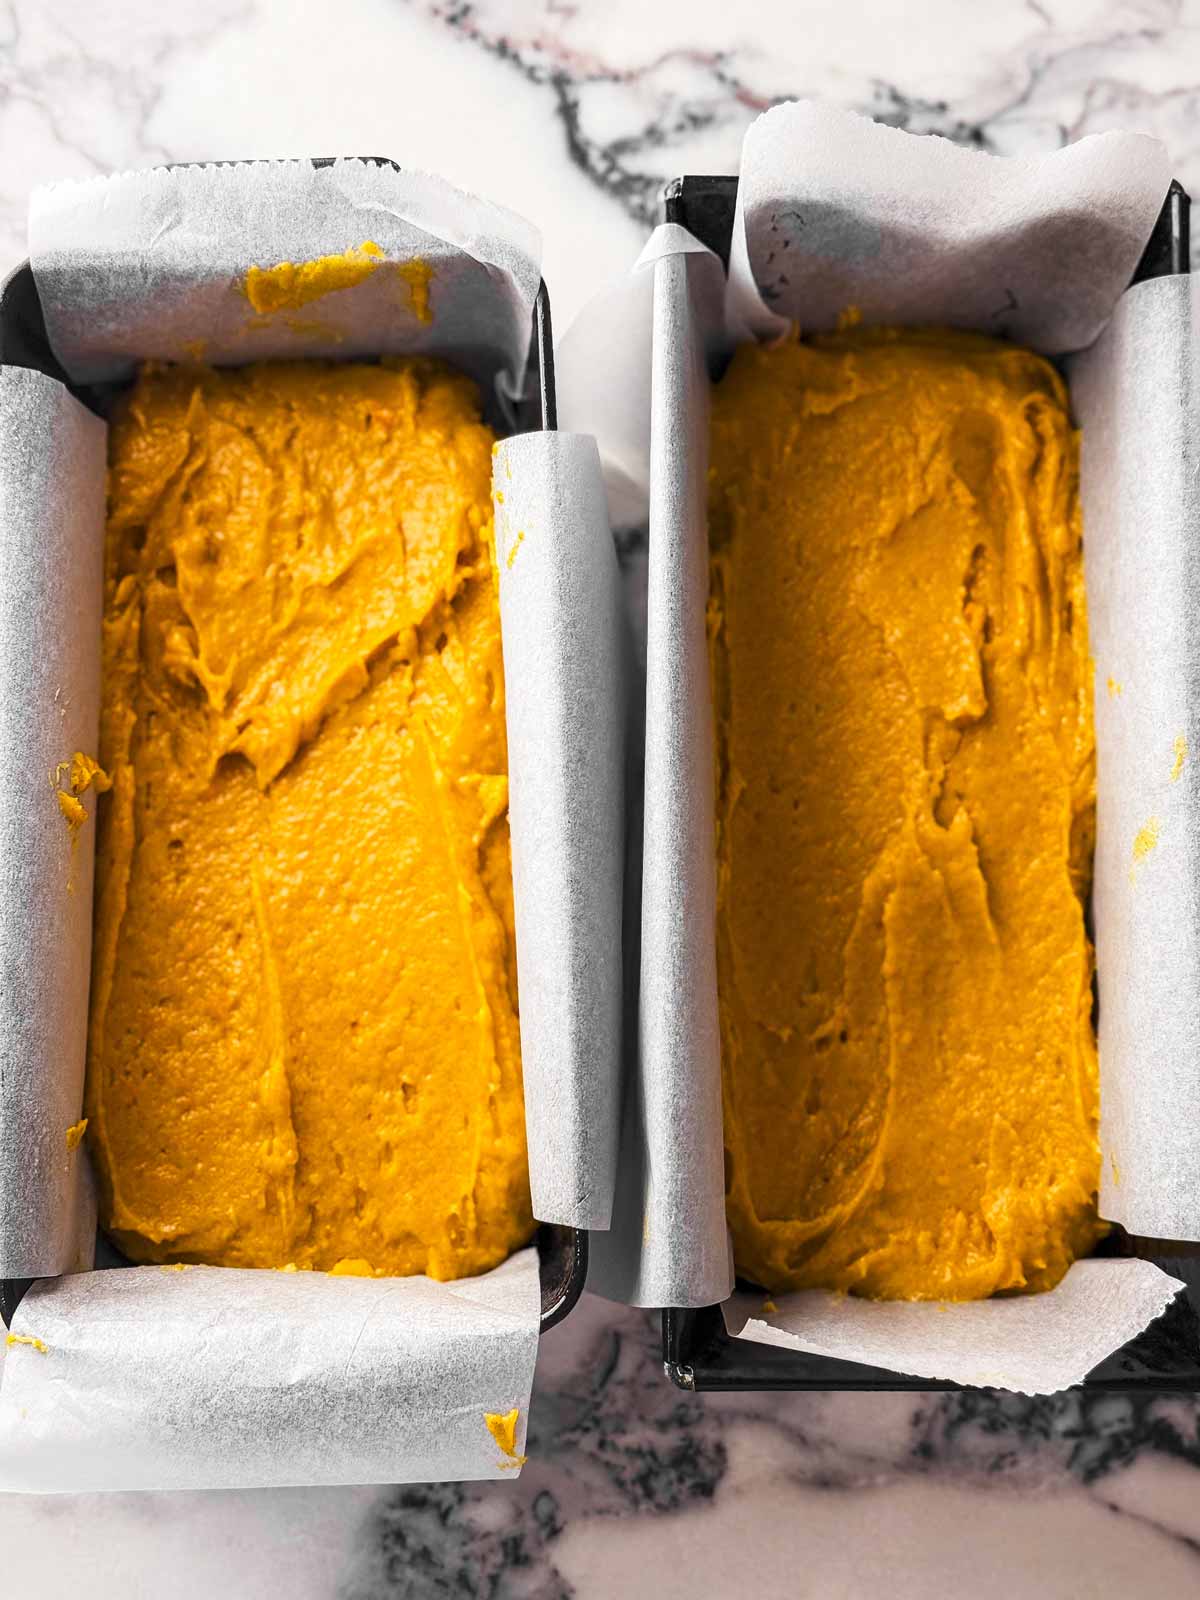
[710,327,1101,1301]
[87,357,532,1279]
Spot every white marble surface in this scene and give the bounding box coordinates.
[8,1295,1200,1596]
[5,0,1200,1593]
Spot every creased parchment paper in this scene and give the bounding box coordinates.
[0,1249,539,1492]
[493,431,624,1230]
[583,234,733,1308]
[29,159,541,401]
[1070,272,1200,1240]
[723,1260,1182,1395]
[561,101,1195,1386]
[0,158,580,1487]
[0,368,104,1282]
[558,223,722,532]
[727,100,1170,351]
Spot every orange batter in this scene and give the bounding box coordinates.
[710,326,1101,1301]
[87,357,532,1279]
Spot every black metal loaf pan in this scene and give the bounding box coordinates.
[660,174,1200,1392]
[0,156,586,1337]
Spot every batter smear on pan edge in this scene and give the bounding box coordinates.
[87,358,532,1279]
[710,326,1102,1300]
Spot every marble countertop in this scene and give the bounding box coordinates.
[5,0,1200,1593]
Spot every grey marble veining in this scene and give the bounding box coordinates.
[7,1289,1200,1595]
[3,1,1200,1593]
[336,1298,1200,1598]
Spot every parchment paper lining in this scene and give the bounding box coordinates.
[0,1250,539,1492]
[29,158,541,401]
[560,102,1192,1390]
[493,431,624,1231]
[0,157,603,1487]
[1070,271,1200,1241]
[0,368,104,1282]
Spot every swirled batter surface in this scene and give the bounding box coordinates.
[88,358,532,1279]
[710,327,1101,1300]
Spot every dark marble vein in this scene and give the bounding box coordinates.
[418,0,1200,223]
[341,1297,1200,1597]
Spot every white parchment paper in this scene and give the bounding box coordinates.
[723,1260,1183,1395]
[1071,272,1200,1240]
[0,158,568,1487]
[728,100,1171,351]
[0,1250,539,1492]
[585,237,733,1308]
[0,368,104,1281]
[29,159,541,401]
[493,431,624,1230]
[561,101,1197,1385]
[558,223,722,531]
